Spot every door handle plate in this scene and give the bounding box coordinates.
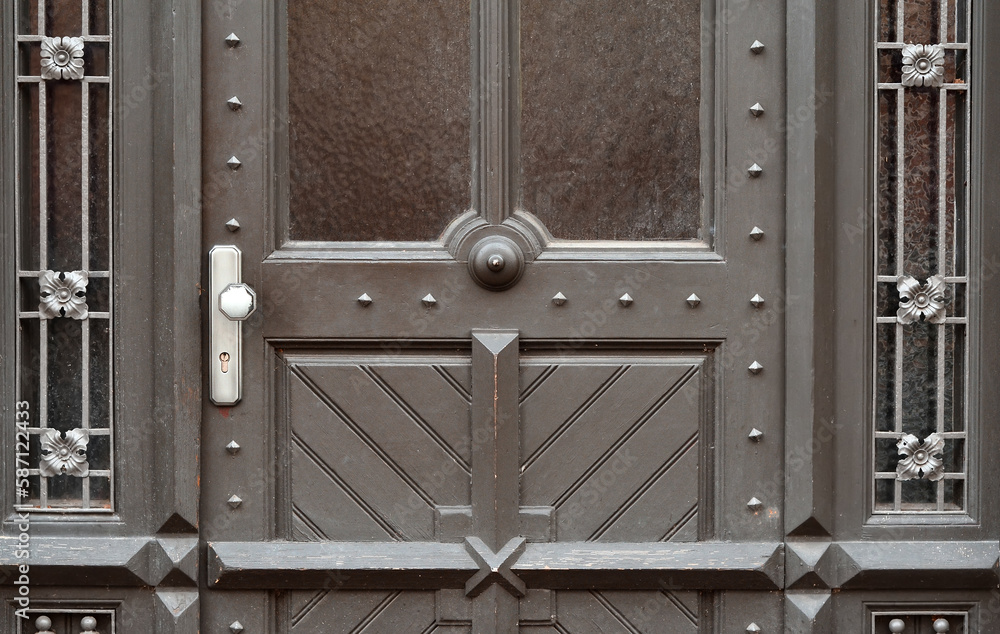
[210,245,248,405]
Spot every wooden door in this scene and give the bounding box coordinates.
[200,0,787,632]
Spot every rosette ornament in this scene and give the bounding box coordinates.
[39,428,90,477]
[896,433,945,481]
[901,44,945,88]
[897,275,946,324]
[39,270,89,319]
[40,36,86,81]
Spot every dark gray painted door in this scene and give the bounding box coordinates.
[199,1,788,632]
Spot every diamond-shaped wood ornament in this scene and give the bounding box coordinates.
[227,156,242,170]
[750,40,765,54]
[552,292,567,306]
[748,428,764,442]
[749,102,765,117]
[227,495,243,509]
[230,622,245,633]
[750,294,765,308]
[357,293,373,307]
[747,497,763,511]
[686,294,701,308]
[226,440,241,455]
[227,96,243,111]
[748,361,764,375]
[225,33,241,47]
[750,226,765,240]
[619,293,634,307]
[748,163,763,178]
[422,294,437,307]
[747,624,762,633]
[225,218,241,232]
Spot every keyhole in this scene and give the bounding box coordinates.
[220,352,231,373]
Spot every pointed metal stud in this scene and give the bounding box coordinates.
[750,40,765,54]
[227,495,243,509]
[226,440,241,455]
[227,156,242,170]
[748,163,763,178]
[230,622,245,634]
[748,361,764,375]
[225,218,241,232]
[422,294,437,307]
[552,292,567,306]
[749,428,764,442]
[227,96,243,111]
[750,294,765,308]
[225,33,241,47]
[619,293,634,307]
[686,294,701,308]
[749,102,765,117]
[746,624,762,633]
[357,293,373,307]
[747,497,763,511]
[749,226,765,241]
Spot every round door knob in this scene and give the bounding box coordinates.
[469,236,524,291]
[219,283,257,321]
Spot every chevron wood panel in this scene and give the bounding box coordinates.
[286,356,473,542]
[520,357,708,543]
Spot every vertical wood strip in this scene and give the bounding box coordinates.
[477,0,517,224]
[470,331,521,632]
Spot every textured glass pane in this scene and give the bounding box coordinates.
[47,0,82,36]
[900,478,935,506]
[879,0,897,41]
[947,90,968,276]
[901,321,937,439]
[89,0,109,35]
[19,0,39,35]
[877,90,897,275]
[19,319,41,407]
[47,318,83,432]
[88,434,110,470]
[85,42,109,77]
[521,0,702,241]
[287,0,471,242]
[904,0,941,44]
[48,467,83,501]
[943,324,965,433]
[879,50,900,83]
[47,81,83,272]
[875,324,895,432]
[902,89,939,280]
[89,319,111,429]
[876,438,899,472]
[89,83,110,270]
[19,84,40,271]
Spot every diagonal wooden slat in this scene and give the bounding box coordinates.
[522,363,695,507]
[552,366,698,508]
[521,364,629,471]
[587,434,699,542]
[364,365,472,472]
[299,364,470,505]
[289,371,436,540]
[292,436,401,541]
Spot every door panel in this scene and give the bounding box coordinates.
[201,0,786,630]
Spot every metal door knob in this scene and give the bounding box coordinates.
[469,236,524,291]
[219,283,257,321]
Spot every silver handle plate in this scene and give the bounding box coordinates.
[210,245,251,405]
